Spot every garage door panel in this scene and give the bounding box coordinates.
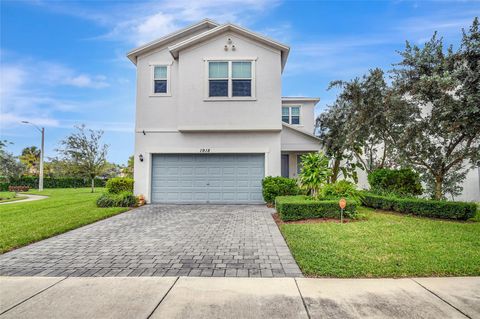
[151,153,264,204]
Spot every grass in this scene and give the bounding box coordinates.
[280,207,480,278]
[0,188,129,253]
[0,191,27,203]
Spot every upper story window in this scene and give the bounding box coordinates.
[207,60,255,99]
[282,106,300,125]
[151,64,171,96]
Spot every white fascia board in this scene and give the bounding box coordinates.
[168,23,290,71]
[126,19,220,65]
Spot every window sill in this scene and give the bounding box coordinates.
[150,93,172,97]
[204,97,257,102]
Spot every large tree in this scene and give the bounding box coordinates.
[57,125,109,192]
[392,18,480,200]
[327,68,410,173]
[0,140,25,179]
[316,98,359,182]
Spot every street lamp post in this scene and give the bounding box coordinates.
[21,121,45,191]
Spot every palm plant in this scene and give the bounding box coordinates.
[298,152,332,198]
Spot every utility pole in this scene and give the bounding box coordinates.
[21,121,45,191]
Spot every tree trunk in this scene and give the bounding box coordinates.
[434,175,443,200]
[331,158,341,183]
[91,178,95,193]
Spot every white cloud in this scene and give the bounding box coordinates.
[0,59,110,130]
[34,0,282,46]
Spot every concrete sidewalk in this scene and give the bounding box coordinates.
[0,276,478,318]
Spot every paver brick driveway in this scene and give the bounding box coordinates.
[0,205,302,278]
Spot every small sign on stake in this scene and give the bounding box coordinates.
[339,198,347,224]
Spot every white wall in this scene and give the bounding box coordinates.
[281,126,322,152]
[281,100,316,134]
[134,131,281,201]
[176,32,282,131]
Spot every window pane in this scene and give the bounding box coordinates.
[232,61,251,78]
[291,116,300,124]
[154,80,167,93]
[297,155,303,174]
[282,116,290,123]
[232,79,251,97]
[209,62,228,78]
[291,107,300,116]
[282,107,289,116]
[154,66,167,79]
[209,80,228,97]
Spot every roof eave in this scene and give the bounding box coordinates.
[282,123,321,141]
[126,19,220,65]
[168,23,290,70]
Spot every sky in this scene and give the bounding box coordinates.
[1,0,478,164]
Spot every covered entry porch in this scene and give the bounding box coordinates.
[280,123,322,179]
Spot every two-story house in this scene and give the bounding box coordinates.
[127,19,321,204]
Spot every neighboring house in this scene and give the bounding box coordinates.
[128,19,321,204]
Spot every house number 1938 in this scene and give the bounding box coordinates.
[200,148,211,153]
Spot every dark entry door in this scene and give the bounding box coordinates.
[281,154,289,177]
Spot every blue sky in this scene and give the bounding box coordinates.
[1,0,478,164]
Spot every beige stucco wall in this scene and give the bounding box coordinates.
[134,131,281,201]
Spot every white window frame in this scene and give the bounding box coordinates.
[204,58,257,101]
[149,62,172,97]
[282,105,302,125]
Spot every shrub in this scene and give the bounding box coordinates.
[0,182,9,192]
[321,180,359,200]
[96,191,137,207]
[368,168,423,197]
[361,192,476,220]
[106,177,134,194]
[8,185,29,192]
[262,176,299,204]
[298,152,332,197]
[275,195,358,221]
[5,177,106,189]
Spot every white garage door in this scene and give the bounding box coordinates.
[151,154,265,204]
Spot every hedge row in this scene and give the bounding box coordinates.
[275,195,358,221]
[361,192,476,220]
[0,177,106,191]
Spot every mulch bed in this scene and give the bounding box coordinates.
[272,212,354,225]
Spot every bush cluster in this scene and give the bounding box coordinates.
[262,176,299,204]
[0,177,106,191]
[368,168,423,197]
[275,195,358,221]
[106,177,134,194]
[321,180,359,200]
[361,192,476,220]
[97,177,136,207]
[96,191,137,207]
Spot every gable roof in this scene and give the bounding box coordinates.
[127,19,219,65]
[168,23,290,70]
[282,123,321,141]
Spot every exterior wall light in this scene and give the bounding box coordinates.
[139,154,144,162]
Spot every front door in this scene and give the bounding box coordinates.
[281,154,289,178]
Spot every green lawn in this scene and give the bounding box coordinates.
[0,188,129,253]
[0,191,27,203]
[280,207,480,278]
